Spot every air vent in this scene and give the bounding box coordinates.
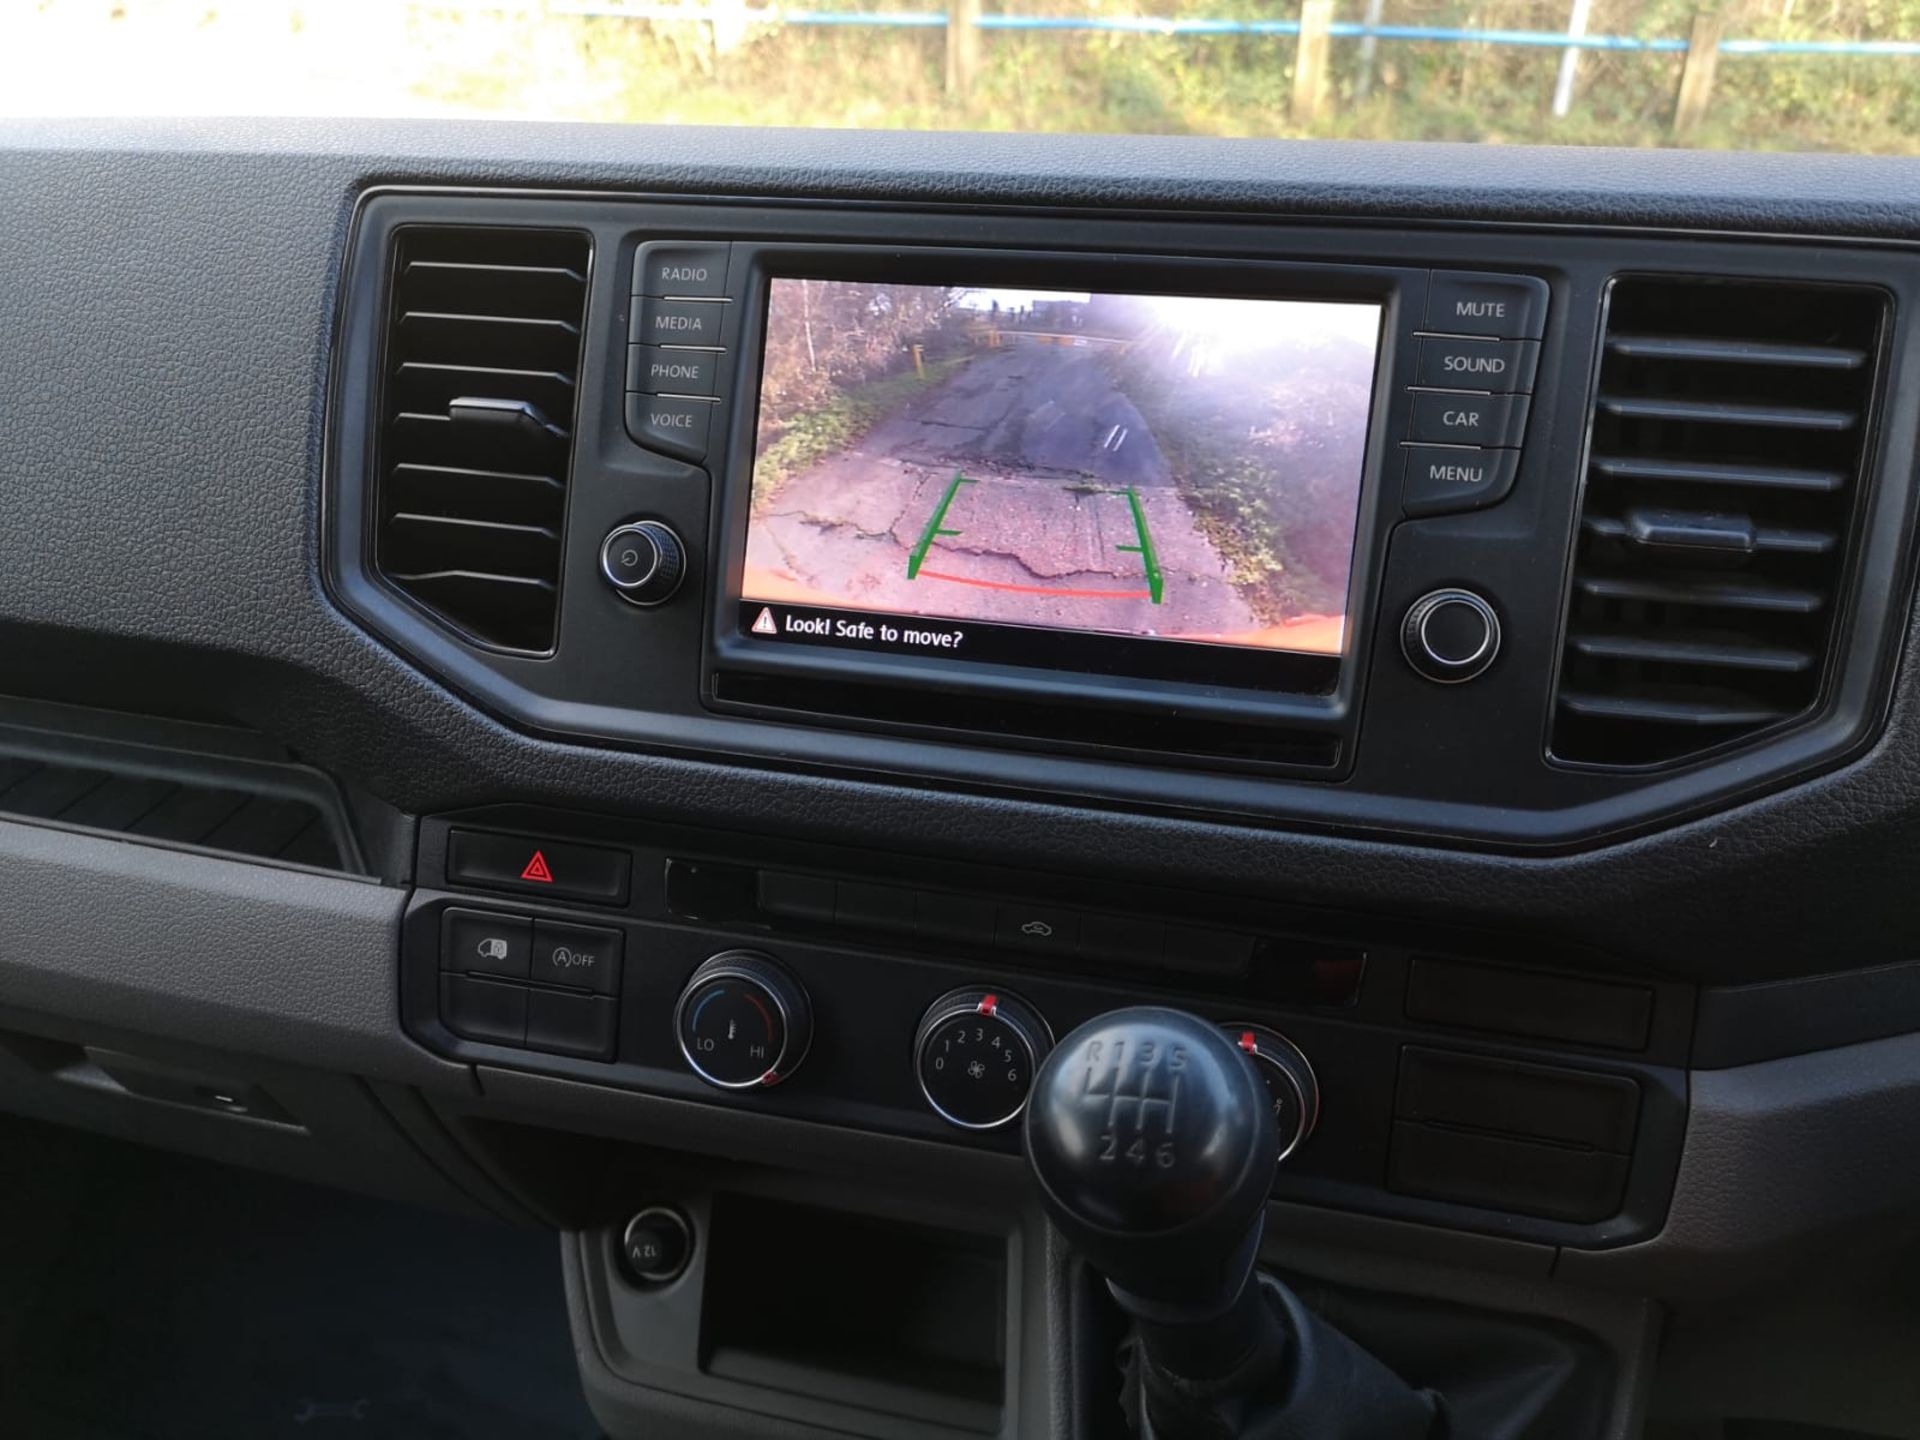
[1551,278,1886,767]
[373,227,590,652]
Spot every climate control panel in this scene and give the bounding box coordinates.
[399,816,1691,1249]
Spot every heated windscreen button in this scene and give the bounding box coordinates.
[1427,272,1549,340]
[1415,337,1539,393]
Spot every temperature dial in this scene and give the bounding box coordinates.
[674,952,813,1090]
[1222,1023,1321,1164]
[914,988,1053,1130]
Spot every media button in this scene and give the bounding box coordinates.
[634,242,731,298]
[626,393,715,462]
[1409,391,1528,447]
[1402,445,1521,517]
[1415,336,1539,393]
[628,344,722,397]
[630,296,733,349]
[1427,273,1549,340]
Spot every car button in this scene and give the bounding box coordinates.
[446,829,632,905]
[1402,445,1521,517]
[532,921,624,994]
[630,296,731,348]
[1415,337,1539,393]
[628,344,722,396]
[443,908,531,980]
[634,242,732,298]
[526,990,617,1060]
[1427,273,1549,339]
[625,393,715,462]
[1409,391,1529,447]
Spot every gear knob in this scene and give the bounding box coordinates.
[1024,1007,1278,1315]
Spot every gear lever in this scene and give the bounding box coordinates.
[1025,1007,1442,1439]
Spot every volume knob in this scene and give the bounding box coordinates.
[601,520,687,607]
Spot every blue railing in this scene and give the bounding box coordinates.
[550,3,1920,57]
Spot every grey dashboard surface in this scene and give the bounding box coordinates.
[4,117,1920,985]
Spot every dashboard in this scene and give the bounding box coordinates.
[8,117,1920,1440]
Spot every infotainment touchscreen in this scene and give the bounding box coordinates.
[737,279,1382,677]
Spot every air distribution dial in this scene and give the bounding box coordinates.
[1220,1023,1321,1163]
[674,951,813,1089]
[914,988,1053,1130]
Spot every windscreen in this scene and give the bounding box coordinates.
[740,280,1381,663]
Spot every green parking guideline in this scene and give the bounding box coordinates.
[907,469,973,580]
[1115,486,1164,605]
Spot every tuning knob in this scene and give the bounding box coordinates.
[1401,587,1500,682]
[601,520,686,607]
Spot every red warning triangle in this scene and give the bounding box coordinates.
[751,606,779,636]
[520,850,555,884]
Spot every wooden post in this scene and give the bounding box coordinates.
[946,0,982,100]
[1551,0,1592,118]
[1354,0,1385,98]
[1291,0,1334,124]
[1673,9,1726,137]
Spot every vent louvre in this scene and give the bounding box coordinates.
[1552,278,1885,767]
[373,227,589,653]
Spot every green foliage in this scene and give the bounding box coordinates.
[1099,345,1371,622]
[754,356,972,509]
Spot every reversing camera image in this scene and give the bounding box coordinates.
[743,281,1381,654]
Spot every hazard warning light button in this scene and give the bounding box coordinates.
[446,830,633,906]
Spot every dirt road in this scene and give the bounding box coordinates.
[745,344,1261,639]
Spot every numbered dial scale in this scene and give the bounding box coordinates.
[1224,1022,1321,1163]
[674,952,814,1089]
[913,988,1054,1130]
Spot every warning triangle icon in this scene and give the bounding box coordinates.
[520,850,555,884]
[751,607,779,636]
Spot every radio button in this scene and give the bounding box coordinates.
[1409,391,1528,447]
[1427,272,1548,339]
[1415,336,1539,393]
[629,344,721,397]
[634,241,731,298]
[626,393,715,461]
[630,295,733,349]
[1402,444,1520,517]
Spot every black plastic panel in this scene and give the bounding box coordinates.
[328,192,1920,852]
[401,812,1690,1251]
